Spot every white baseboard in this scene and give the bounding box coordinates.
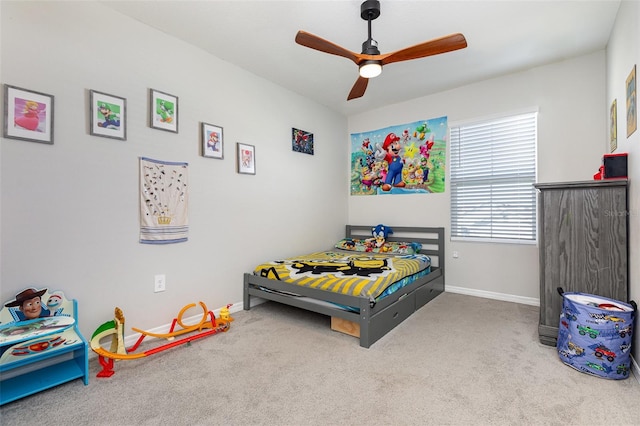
[631,354,640,385]
[87,300,263,360]
[445,285,540,306]
[98,293,640,385]
[118,288,531,349]
[118,302,246,348]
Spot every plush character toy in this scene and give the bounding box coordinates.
[371,224,393,248]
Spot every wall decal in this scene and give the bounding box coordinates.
[350,117,447,195]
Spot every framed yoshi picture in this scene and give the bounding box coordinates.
[150,89,178,133]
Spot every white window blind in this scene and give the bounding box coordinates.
[450,112,537,243]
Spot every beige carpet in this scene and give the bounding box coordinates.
[1,292,639,425]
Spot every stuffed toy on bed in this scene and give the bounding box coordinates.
[335,225,421,254]
[370,224,393,249]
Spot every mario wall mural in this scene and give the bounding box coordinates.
[350,117,447,195]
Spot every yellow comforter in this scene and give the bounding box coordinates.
[254,250,430,299]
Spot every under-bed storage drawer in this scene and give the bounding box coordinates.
[415,275,444,309]
[368,291,415,343]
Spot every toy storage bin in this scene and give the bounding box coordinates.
[556,288,636,379]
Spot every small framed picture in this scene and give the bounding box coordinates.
[626,64,636,138]
[237,143,256,175]
[202,122,224,159]
[292,127,314,155]
[90,90,126,140]
[3,84,54,144]
[150,89,178,133]
[610,99,617,152]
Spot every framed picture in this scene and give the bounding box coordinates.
[610,99,617,152]
[237,143,256,175]
[90,90,126,140]
[3,84,54,144]
[292,127,314,155]
[201,122,224,159]
[626,64,636,138]
[150,89,178,133]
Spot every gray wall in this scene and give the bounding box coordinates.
[348,51,608,304]
[606,0,639,374]
[0,2,349,339]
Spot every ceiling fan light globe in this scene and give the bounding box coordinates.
[359,61,382,78]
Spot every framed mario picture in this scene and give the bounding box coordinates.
[89,90,127,140]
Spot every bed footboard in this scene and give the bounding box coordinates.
[243,226,445,348]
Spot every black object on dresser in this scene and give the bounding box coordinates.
[534,179,629,346]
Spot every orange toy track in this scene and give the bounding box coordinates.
[90,302,233,377]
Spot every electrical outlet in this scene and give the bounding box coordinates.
[154,274,166,293]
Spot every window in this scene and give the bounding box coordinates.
[450,111,537,243]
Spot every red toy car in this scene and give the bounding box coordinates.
[594,345,616,362]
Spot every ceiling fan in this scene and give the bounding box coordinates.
[295,0,467,101]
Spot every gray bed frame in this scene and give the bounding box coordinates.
[243,225,445,348]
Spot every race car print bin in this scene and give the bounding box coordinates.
[557,288,636,379]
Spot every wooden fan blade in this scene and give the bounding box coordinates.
[295,30,360,64]
[347,76,369,101]
[381,33,467,66]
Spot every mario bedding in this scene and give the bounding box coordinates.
[253,250,431,301]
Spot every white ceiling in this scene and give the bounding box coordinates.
[101,0,621,116]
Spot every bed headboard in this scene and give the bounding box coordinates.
[345,225,445,272]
